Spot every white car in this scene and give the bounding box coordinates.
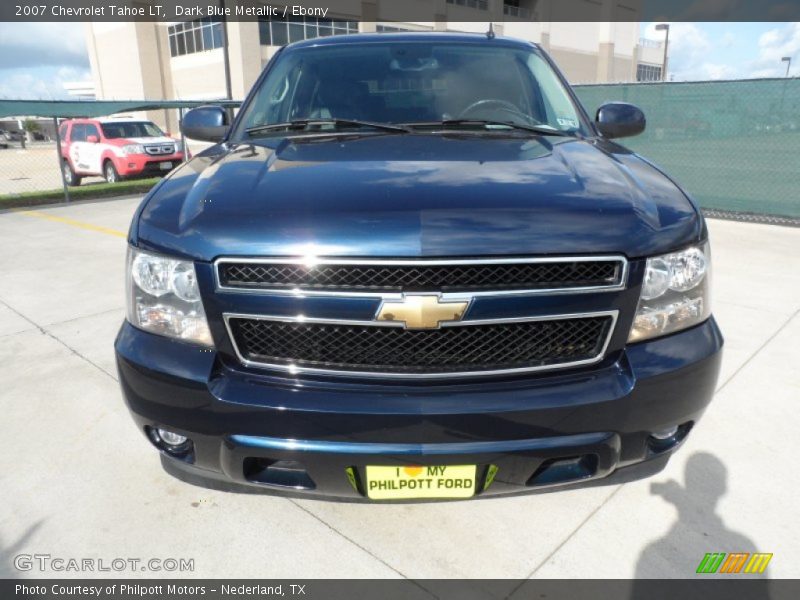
[59,117,185,185]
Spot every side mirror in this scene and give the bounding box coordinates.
[86,135,99,143]
[181,106,229,143]
[595,102,646,139]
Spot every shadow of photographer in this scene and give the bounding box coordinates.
[633,452,770,593]
[0,520,43,578]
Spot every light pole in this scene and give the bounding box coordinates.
[782,57,791,77]
[655,23,670,81]
[220,0,232,100]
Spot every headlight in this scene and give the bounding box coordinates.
[126,247,213,346]
[122,144,145,155]
[628,243,711,343]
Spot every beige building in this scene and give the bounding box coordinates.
[85,0,665,131]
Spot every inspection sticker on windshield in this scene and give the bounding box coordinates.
[557,117,579,128]
[365,465,476,500]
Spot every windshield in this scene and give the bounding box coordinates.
[235,41,586,138]
[101,121,164,139]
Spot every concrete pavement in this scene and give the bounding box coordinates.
[0,197,797,580]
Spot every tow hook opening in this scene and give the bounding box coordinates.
[527,454,599,487]
[243,458,317,490]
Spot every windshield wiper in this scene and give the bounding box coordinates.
[246,119,413,136]
[407,119,572,137]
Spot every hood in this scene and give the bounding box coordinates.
[136,134,702,261]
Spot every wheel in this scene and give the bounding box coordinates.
[63,159,81,187]
[104,160,121,183]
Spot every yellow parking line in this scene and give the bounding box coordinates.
[14,209,127,238]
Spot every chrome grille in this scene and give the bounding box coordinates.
[216,257,626,295]
[144,143,175,155]
[225,313,617,378]
[219,256,625,378]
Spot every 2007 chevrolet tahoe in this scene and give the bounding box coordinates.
[115,33,723,501]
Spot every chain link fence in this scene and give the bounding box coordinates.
[0,119,61,197]
[574,78,800,222]
[1,114,168,202]
[0,100,240,207]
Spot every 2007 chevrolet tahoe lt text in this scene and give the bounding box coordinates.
[115,33,723,501]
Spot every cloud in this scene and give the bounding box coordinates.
[700,63,737,79]
[0,66,92,100]
[745,22,800,77]
[640,22,798,81]
[643,22,725,81]
[0,23,89,70]
[720,31,737,48]
[0,23,90,98]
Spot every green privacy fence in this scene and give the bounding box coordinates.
[2,85,799,219]
[574,79,800,219]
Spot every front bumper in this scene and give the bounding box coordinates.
[115,153,184,177]
[115,318,723,500]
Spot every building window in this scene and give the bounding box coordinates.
[503,1,532,18]
[639,37,662,49]
[376,24,415,33]
[446,0,489,10]
[168,19,224,57]
[636,64,663,82]
[259,16,358,46]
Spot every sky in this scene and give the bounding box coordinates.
[641,21,800,80]
[0,21,798,99]
[0,23,91,99]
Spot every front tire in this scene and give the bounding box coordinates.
[104,160,121,183]
[63,159,81,187]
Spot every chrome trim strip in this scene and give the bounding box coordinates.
[222,310,618,379]
[213,255,629,298]
[228,431,613,455]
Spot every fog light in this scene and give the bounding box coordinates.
[145,426,194,462]
[651,426,679,440]
[648,422,692,454]
[157,429,187,447]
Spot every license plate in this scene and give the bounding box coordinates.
[160,162,173,170]
[365,465,477,500]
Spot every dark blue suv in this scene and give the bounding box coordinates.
[115,33,722,500]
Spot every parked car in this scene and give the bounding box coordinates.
[59,117,184,186]
[1,129,23,142]
[116,33,722,501]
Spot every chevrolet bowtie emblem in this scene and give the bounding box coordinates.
[376,295,469,329]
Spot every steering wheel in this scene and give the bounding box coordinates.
[457,99,539,125]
